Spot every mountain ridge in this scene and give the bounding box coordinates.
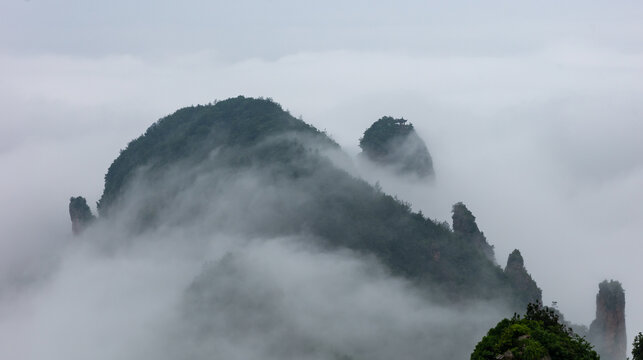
[72,96,538,309]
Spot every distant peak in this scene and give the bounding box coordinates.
[451,202,480,235]
[359,116,434,178]
[506,249,524,268]
[451,202,496,264]
[589,280,626,360]
[504,248,542,308]
[69,196,95,235]
[598,280,624,295]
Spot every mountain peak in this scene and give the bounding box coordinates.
[589,280,626,360]
[506,249,524,268]
[504,248,542,307]
[97,96,333,216]
[69,196,95,235]
[359,116,434,178]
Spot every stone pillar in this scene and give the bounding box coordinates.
[589,280,626,360]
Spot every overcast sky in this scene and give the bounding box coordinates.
[1,0,642,354]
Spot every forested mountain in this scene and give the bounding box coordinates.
[73,96,536,307]
[359,116,434,178]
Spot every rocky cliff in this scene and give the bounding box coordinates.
[589,280,626,360]
[504,249,542,307]
[69,196,95,235]
[451,202,495,263]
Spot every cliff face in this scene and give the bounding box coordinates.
[589,280,626,360]
[451,202,495,263]
[69,196,95,235]
[504,249,542,307]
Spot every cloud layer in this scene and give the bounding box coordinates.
[1,1,642,356]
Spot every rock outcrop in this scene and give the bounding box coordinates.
[504,249,542,307]
[589,280,626,360]
[359,116,434,178]
[451,202,495,263]
[69,196,95,235]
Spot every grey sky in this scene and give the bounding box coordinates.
[3,1,643,59]
[1,0,642,357]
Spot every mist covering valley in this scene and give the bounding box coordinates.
[3,98,519,359]
[0,94,628,359]
[1,1,643,359]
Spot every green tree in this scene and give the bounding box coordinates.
[633,332,643,360]
[471,302,599,360]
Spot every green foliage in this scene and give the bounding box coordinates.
[633,332,643,360]
[471,302,599,360]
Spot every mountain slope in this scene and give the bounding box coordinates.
[76,96,531,305]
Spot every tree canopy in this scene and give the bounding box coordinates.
[633,332,643,360]
[471,302,599,360]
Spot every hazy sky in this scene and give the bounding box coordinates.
[1,0,642,356]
